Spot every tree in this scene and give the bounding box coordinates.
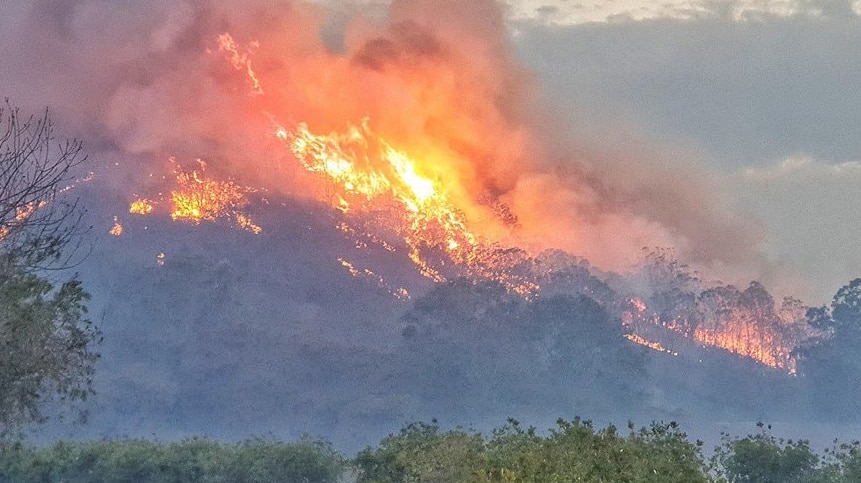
[831,278,861,333]
[0,100,99,437]
[711,423,826,483]
[796,279,861,417]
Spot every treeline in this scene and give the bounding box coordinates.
[0,437,344,483]
[4,419,861,482]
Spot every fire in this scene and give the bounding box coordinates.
[109,216,123,236]
[14,201,43,221]
[624,333,678,356]
[0,201,47,240]
[216,33,262,95]
[621,292,807,373]
[115,30,815,374]
[170,162,246,223]
[693,324,792,372]
[284,120,537,295]
[235,214,262,235]
[338,258,411,300]
[122,160,262,234]
[129,199,154,215]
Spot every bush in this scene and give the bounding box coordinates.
[0,436,345,483]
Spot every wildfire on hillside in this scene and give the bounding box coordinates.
[620,291,814,373]
[108,29,814,374]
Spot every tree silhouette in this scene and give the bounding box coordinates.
[0,101,99,437]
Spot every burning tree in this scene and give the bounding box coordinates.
[0,101,99,437]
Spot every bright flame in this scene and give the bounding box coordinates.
[622,295,803,372]
[129,199,154,215]
[122,160,261,234]
[168,160,257,230]
[284,120,537,295]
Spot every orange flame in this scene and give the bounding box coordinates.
[284,120,537,295]
[216,33,262,95]
[123,160,261,234]
[109,216,123,236]
[624,333,678,356]
[170,164,245,223]
[129,199,154,215]
[622,296,805,373]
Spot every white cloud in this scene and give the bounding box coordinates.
[505,0,858,25]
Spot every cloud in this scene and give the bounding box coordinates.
[510,12,861,298]
[506,0,861,25]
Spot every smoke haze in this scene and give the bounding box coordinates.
[0,0,775,281]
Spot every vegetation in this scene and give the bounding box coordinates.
[5,420,861,482]
[356,418,709,483]
[0,436,345,483]
[0,101,98,437]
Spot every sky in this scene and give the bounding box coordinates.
[503,0,861,302]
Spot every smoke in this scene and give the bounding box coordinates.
[0,0,777,286]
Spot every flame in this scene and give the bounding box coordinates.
[130,199,154,215]
[170,162,245,223]
[109,216,123,236]
[0,201,47,240]
[122,160,262,234]
[165,160,262,234]
[284,120,537,295]
[216,33,262,95]
[338,257,411,300]
[235,213,262,235]
[624,333,678,356]
[622,296,803,372]
[14,201,43,221]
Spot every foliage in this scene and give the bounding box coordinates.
[711,423,831,483]
[356,420,487,483]
[0,436,345,483]
[796,279,861,417]
[9,420,861,482]
[356,418,710,483]
[0,101,98,436]
[0,270,99,435]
